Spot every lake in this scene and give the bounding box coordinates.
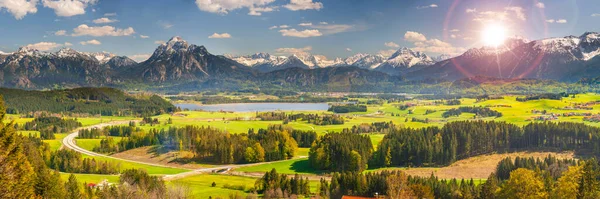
[175,103,330,112]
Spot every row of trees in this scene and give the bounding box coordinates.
[257,112,345,125]
[328,104,368,113]
[94,125,299,164]
[254,169,311,197]
[340,121,396,134]
[442,106,503,118]
[48,149,120,174]
[308,132,373,172]
[20,116,82,139]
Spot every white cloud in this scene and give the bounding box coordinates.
[55,30,67,36]
[345,48,352,52]
[154,40,165,44]
[417,4,438,9]
[466,8,476,13]
[275,46,312,55]
[535,2,545,8]
[450,29,460,32]
[284,0,323,11]
[0,0,38,20]
[384,42,399,48]
[79,39,101,45]
[42,0,97,17]
[25,41,71,51]
[279,29,322,38]
[505,7,526,21]
[378,49,396,57]
[208,32,232,39]
[194,0,276,15]
[268,25,290,30]
[299,22,312,26]
[404,31,427,42]
[403,31,465,55]
[93,17,118,24]
[248,6,277,16]
[104,12,116,16]
[158,21,173,29]
[451,34,457,39]
[140,35,150,39]
[307,24,354,35]
[319,22,328,25]
[269,26,278,30]
[468,6,526,23]
[546,19,567,24]
[129,54,151,62]
[279,25,290,28]
[71,24,135,37]
[593,13,600,17]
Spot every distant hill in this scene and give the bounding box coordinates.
[0,87,175,116]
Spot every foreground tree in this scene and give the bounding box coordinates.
[499,168,548,199]
[0,97,36,198]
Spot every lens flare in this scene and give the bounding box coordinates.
[481,24,507,47]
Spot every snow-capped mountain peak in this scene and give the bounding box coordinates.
[384,47,435,68]
[155,36,190,55]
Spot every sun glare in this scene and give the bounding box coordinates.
[481,24,507,47]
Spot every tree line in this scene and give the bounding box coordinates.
[442,106,503,118]
[0,87,176,116]
[19,116,82,139]
[257,112,345,125]
[316,155,600,199]
[48,149,120,174]
[309,132,373,172]
[307,120,600,173]
[94,124,300,164]
[328,104,368,113]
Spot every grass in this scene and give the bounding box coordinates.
[236,158,318,174]
[33,93,600,196]
[60,173,120,184]
[169,174,321,198]
[79,154,190,175]
[169,174,258,198]
[76,137,123,151]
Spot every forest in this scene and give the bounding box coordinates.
[373,121,600,168]
[0,87,176,116]
[316,156,600,199]
[93,124,305,164]
[327,104,368,113]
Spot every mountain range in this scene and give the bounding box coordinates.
[0,33,598,90]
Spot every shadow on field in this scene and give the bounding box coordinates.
[289,159,323,174]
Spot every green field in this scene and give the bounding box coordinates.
[20,93,600,198]
[76,137,123,151]
[169,174,320,198]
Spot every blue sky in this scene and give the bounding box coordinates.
[0,0,599,61]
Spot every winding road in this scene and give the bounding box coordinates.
[62,120,307,181]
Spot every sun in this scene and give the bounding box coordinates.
[481,24,507,47]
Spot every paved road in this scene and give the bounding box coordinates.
[63,120,307,181]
